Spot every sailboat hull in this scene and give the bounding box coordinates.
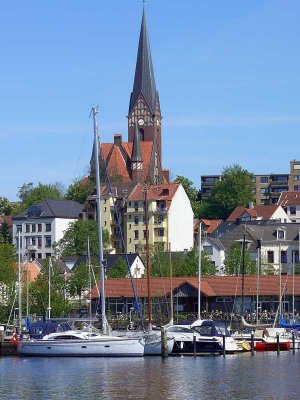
[18,337,144,357]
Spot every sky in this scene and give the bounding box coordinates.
[1,0,300,201]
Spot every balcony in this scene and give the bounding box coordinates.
[154,207,168,214]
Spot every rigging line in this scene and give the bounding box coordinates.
[99,146,145,331]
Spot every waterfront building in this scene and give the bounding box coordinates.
[12,199,82,260]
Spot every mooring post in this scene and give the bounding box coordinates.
[251,332,255,355]
[193,332,197,356]
[292,330,295,354]
[161,326,168,357]
[222,335,226,357]
[277,333,280,355]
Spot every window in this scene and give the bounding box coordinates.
[31,224,36,232]
[294,186,300,191]
[45,223,51,232]
[38,253,42,259]
[158,215,164,223]
[25,224,30,233]
[25,237,30,247]
[32,237,36,246]
[158,229,164,237]
[45,236,52,247]
[108,299,124,314]
[277,230,285,240]
[114,241,120,249]
[260,188,268,194]
[267,251,274,263]
[281,251,287,263]
[292,251,299,263]
[203,245,213,255]
[294,175,300,181]
[134,216,139,225]
[38,237,42,248]
[16,225,22,233]
[139,128,144,141]
[128,215,132,220]
[16,237,22,249]
[134,202,138,212]
[38,224,42,232]
[272,175,288,182]
[260,177,269,183]
[290,206,296,215]
[45,253,51,258]
[128,202,131,206]
[134,230,139,240]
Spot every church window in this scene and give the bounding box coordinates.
[139,128,144,141]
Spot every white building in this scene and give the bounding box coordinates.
[278,191,300,223]
[12,200,83,260]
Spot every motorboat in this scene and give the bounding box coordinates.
[166,320,248,355]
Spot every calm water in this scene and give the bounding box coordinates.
[0,353,299,400]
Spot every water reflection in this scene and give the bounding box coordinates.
[0,353,299,400]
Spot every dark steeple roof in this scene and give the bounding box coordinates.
[129,9,157,115]
[131,124,143,162]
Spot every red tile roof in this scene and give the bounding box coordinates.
[90,275,300,299]
[195,219,223,234]
[278,191,300,206]
[127,183,180,202]
[0,215,13,227]
[227,205,280,222]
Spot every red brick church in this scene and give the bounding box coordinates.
[91,9,169,185]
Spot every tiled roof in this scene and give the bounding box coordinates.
[0,215,13,227]
[227,205,280,222]
[278,191,300,206]
[195,219,223,234]
[127,183,179,202]
[13,200,83,220]
[89,275,300,299]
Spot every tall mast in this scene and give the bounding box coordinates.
[197,222,202,320]
[18,230,22,333]
[92,106,107,335]
[144,187,152,329]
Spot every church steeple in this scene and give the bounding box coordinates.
[129,9,157,115]
[128,9,162,167]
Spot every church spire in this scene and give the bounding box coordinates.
[129,9,157,115]
[131,124,143,162]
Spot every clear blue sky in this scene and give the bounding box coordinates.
[1,0,300,200]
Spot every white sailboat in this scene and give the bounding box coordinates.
[18,107,145,357]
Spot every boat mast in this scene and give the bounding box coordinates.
[197,221,202,320]
[169,242,173,325]
[47,258,52,320]
[92,106,107,335]
[18,230,22,333]
[144,187,152,330]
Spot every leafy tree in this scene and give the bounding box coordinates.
[178,246,217,277]
[68,263,90,306]
[65,177,95,204]
[29,259,70,317]
[224,242,256,275]
[203,164,254,220]
[0,244,17,322]
[55,219,110,256]
[17,182,65,210]
[0,222,12,244]
[0,197,13,215]
[107,257,129,278]
[174,176,203,218]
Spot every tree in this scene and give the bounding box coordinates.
[174,176,202,218]
[17,182,65,210]
[29,259,70,317]
[55,219,110,256]
[68,263,90,306]
[0,197,12,215]
[65,177,95,204]
[203,164,254,220]
[224,242,256,276]
[0,244,17,321]
[107,257,129,278]
[0,222,12,243]
[178,246,217,277]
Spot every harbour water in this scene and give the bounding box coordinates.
[0,353,298,400]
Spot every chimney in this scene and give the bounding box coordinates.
[114,134,122,146]
[249,202,254,209]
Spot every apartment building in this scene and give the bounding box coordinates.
[200,160,300,205]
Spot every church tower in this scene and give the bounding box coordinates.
[128,9,163,184]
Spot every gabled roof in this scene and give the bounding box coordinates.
[129,10,157,115]
[227,205,282,222]
[278,191,300,206]
[127,183,180,203]
[194,219,223,234]
[13,200,83,220]
[89,275,300,299]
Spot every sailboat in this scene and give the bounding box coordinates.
[18,107,145,357]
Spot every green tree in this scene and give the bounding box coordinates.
[177,246,217,277]
[174,176,203,218]
[65,177,95,204]
[0,244,17,322]
[0,197,13,215]
[55,219,110,256]
[203,164,254,220]
[224,242,256,275]
[29,259,70,317]
[0,222,12,244]
[17,182,65,210]
[68,263,90,306]
[107,257,129,278]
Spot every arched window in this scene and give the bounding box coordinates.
[139,128,144,141]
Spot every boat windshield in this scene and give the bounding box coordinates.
[193,323,230,337]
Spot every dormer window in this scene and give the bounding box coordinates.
[277,228,286,240]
